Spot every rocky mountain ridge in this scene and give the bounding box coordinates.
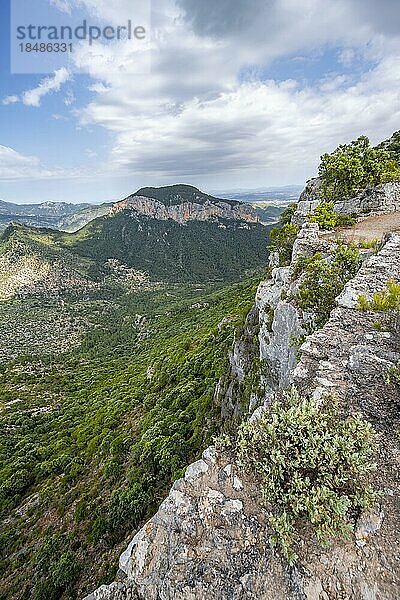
[112,186,259,225]
[0,199,92,217]
[135,184,241,207]
[0,185,261,234]
[0,192,269,298]
[85,183,400,600]
[0,199,107,233]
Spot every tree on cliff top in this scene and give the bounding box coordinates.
[377,130,400,162]
[319,135,400,201]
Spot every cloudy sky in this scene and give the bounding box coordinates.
[1,0,400,204]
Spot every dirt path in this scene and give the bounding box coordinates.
[320,212,400,244]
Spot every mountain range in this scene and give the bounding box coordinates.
[0,184,299,233]
[0,199,93,231]
[0,185,271,298]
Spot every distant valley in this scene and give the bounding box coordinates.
[218,185,302,223]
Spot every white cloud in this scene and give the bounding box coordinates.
[3,0,400,190]
[64,90,76,107]
[0,146,55,181]
[2,69,71,109]
[22,68,71,107]
[50,0,72,14]
[52,113,69,120]
[97,59,400,184]
[338,48,356,68]
[0,145,103,183]
[74,0,150,24]
[2,96,19,106]
[70,0,400,186]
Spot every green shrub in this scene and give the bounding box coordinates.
[108,483,149,533]
[359,239,379,251]
[237,387,378,563]
[377,130,400,161]
[357,279,400,312]
[309,202,355,230]
[319,135,400,201]
[279,204,298,225]
[384,362,400,386]
[295,243,361,328]
[289,334,307,361]
[49,551,80,590]
[269,223,299,266]
[265,307,275,332]
[33,536,80,600]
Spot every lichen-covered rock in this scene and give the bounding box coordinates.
[292,178,323,226]
[338,233,400,309]
[334,181,400,217]
[291,222,332,262]
[84,582,139,600]
[287,232,400,598]
[293,231,400,406]
[84,447,297,600]
[255,222,335,396]
[216,304,260,419]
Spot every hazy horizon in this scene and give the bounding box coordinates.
[0,183,304,206]
[1,0,399,204]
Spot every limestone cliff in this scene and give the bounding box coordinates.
[85,190,400,600]
[111,195,259,225]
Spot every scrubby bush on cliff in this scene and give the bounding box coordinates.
[237,387,378,563]
[377,130,400,162]
[357,278,400,312]
[295,243,361,327]
[384,361,400,386]
[319,135,400,201]
[269,223,299,266]
[357,279,400,333]
[309,202,355,230]
[269,205,299,266]
[279,203,298,225]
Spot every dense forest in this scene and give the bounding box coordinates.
[0,277,260,599]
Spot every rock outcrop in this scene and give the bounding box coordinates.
[292,178,323,226]
[293,179,400,226]
[334,181,400,218]
[111,195,259,225]
[85,194,400,600]
[215,305,260,419]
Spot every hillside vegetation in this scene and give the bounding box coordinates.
[0,277,259,600]
[134,184,240,207]
[0,212,269,289]
[0,189,269,598]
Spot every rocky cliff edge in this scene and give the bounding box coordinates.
[85,190,400,600]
